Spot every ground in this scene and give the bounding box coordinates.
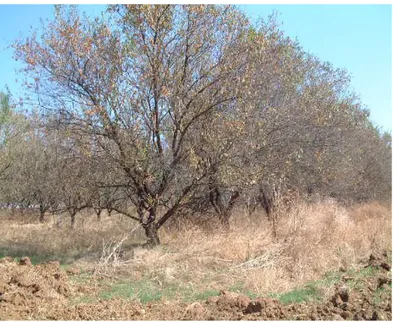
[0,251,391,320]
[0,201,391,320]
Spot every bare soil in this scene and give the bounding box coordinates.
[0,251,391,320]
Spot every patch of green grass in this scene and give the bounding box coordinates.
[270,284,321,305]
[98,278,223,304]
[356,266,377,277]
[0,251,48,265]
[268,265,385,306]
[60,263,71,270]
[95,265,384,307]
[228,282,244,293]
[100,283,136,300]
[74,263,389,307]
[100,279,163,303]
[225,269,343,305]
[268,269,346,305]
[162,282,219,303]
[320,270,342,286]
[244,289,259,299]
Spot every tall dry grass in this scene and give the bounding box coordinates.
[155,199,392,294]
[0,200,391,296]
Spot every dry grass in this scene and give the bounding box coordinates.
[0,200,391,298]
[0,209,145,263]
[155,199,391,295]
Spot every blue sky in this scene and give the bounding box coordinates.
[240,4,392,132]
[0,4,391,132]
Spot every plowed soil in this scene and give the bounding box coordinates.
[0,253,391,320]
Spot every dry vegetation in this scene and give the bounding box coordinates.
[142,200,391,296]
[1,200,391,320]
[1,201,390,297]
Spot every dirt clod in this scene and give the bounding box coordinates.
[380,262,391,271]
[332,313,344,320]
[0,257,13,264]
[244,300,263,314]
[19,257,32,266]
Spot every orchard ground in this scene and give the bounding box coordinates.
[0,200,391,320]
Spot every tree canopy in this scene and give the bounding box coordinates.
[1,4,390,245]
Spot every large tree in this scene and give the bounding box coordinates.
[13,5,255,245]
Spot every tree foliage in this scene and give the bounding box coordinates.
[3,4,390,245]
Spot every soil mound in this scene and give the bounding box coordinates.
[0,257,71,320]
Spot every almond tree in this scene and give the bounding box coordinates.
[0,91,34,210]
[202,15,377,223]
[13,5,253,245]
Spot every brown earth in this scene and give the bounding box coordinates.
[0,257,71,320]
[0,252,391,321]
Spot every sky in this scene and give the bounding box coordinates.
[240,4,392,132]
[0,4,391,132]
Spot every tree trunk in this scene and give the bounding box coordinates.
[70,210,76,228]
[95,208,102,221]
[39,204,45,223]
[144,222,160,247]
[107,208,113,217]
[259,187,273,220]
[210,187,240,230]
